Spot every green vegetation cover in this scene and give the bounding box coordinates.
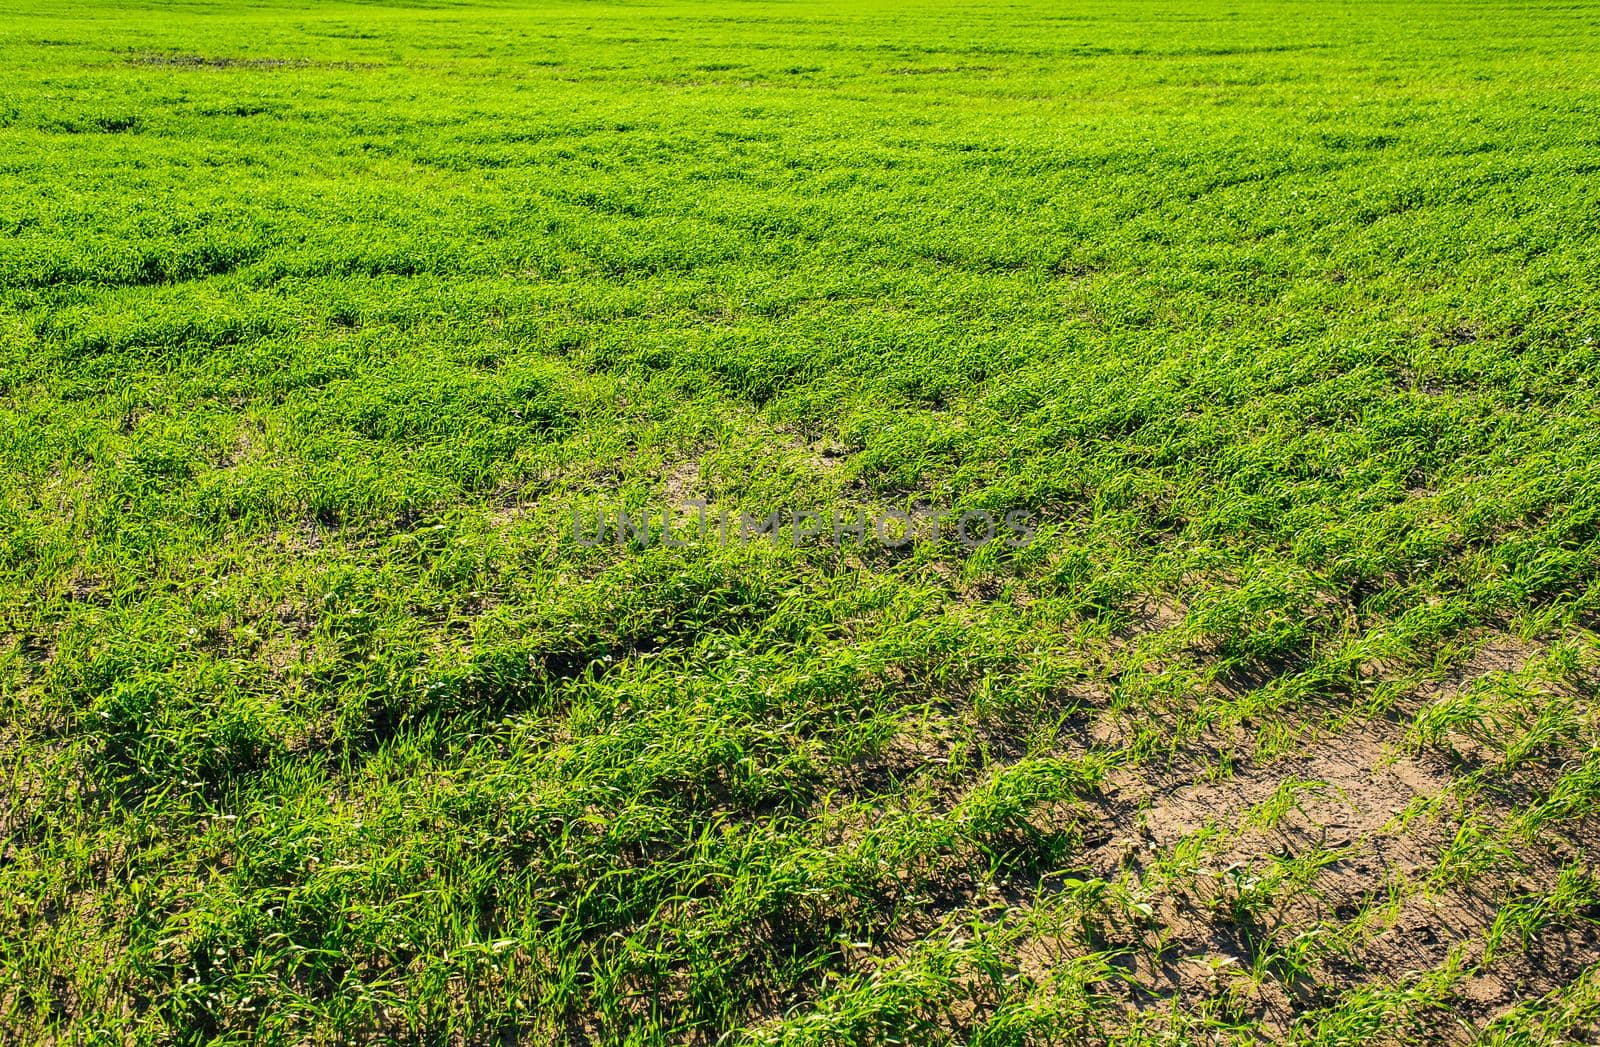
[3,0,1599,1042]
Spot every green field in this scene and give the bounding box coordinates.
[4,0,1600,1042]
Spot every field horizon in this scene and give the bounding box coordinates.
[3,0,1600,1042]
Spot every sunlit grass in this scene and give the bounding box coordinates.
[2,0,1599,1042]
